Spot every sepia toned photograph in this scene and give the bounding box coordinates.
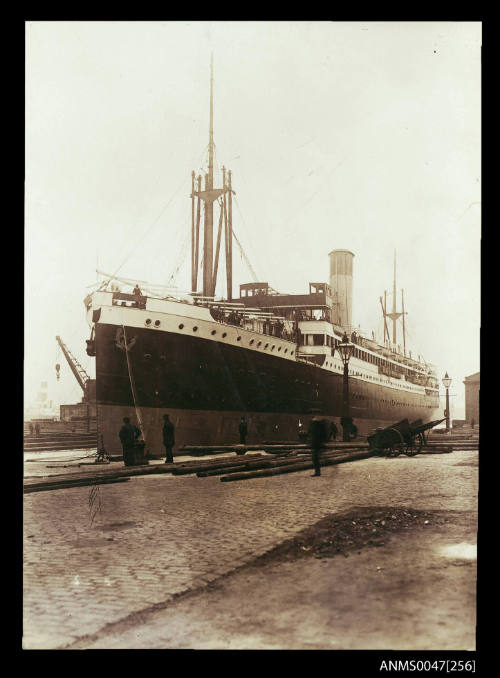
[24,21,480,652]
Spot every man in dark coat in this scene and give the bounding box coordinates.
[239,416,248,444]
[29,422,34,436]
[308,416,328,477]
[133,284,142,297]
[328,420,338,441]
[119,417,140,467]
[163,414,175,463]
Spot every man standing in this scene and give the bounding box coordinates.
[328,420,338,442]
[119,417,139,467]
[308,416,327,477]
[239,416,248,444]
[163,414,175,464]
[29,422,34,436]
[35,423,40,437]
[133,283,142,297]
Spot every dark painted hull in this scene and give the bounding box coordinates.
[95,322,440,456]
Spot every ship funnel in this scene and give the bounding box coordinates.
[329,249,354,330]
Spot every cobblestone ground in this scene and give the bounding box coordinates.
[23,450,478,649]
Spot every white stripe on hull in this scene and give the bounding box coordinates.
[91,297,433,397]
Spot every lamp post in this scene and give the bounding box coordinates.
[338,332,355,441]
[442,372,452,432]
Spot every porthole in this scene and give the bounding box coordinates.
[178,324,184,330]
[291,351,294,355]
[250,339,254,345]
[264,343,269,349]
[222,332,227,338]
[257,341,262,347]
[211,329,216,335]
[284,348,288,353]
[154,320,161,327]
[237,336,242,341]
[277,346,281,352]
[193,326,198,332]
[145,318,152,326]
[271,345,275,351]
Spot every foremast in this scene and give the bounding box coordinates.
[191,54,234,301]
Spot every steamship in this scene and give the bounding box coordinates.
[84,62,441,457]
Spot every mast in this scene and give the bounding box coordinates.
[203,54,215,298]
[386,249,402,349]
[380,296,390,344]
[392,249,397,345]
[212,196,224,297]
[208,52,214,188]
[191,54,234,300]
[226,169,233,300]
[191,171,196,291]
[384,290,388,343]
[402,288,406,357]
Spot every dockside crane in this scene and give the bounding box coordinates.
[55,335,102,448]
[55,336,95,403]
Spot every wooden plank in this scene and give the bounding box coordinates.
[220,450,374,482]
[24,477,130,493]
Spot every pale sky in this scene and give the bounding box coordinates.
[25,21,481,417]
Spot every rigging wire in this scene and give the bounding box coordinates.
[106,143,211,287]
[166,227,191,286]
[108,173,190,283]
[232,227,258,283]
[232,195,260,282]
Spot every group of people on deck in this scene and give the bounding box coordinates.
[208,306,295,340]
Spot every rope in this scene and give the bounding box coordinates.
[232,196,260,282]
[109,172,190,283]
[165,219,191,286]
[101,143,211,292]
[121,318,147,447]
[26,452,98,463]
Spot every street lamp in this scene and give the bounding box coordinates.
[442,372,452,432]
[338,332,355,441]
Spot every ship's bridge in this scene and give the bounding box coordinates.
[238,281,334,324]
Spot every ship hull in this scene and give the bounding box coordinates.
[95,322,441,456]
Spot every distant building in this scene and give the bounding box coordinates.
[463,372,480,425]
[25,381,59,420]
[60,400,96,422]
